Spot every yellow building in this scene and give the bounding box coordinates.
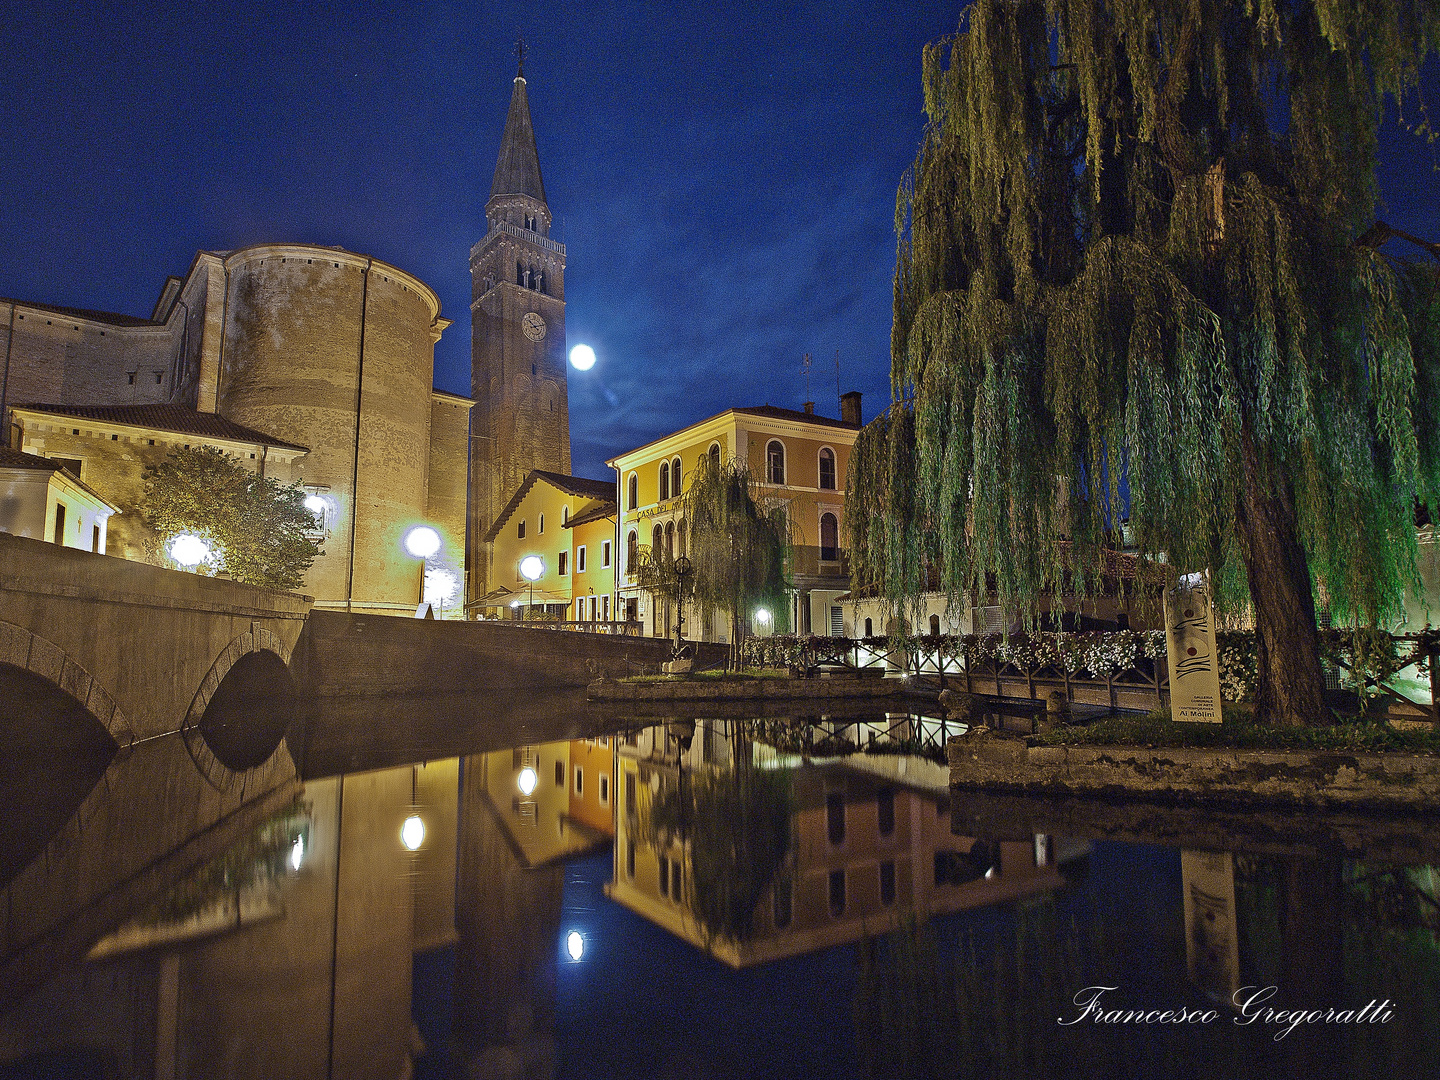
[478,468,618,624]
[607,396,863,642]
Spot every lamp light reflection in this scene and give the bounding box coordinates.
[290,835,304,871]
[518,766,537,795]
[401,814,425,851]
[566,930,585,961]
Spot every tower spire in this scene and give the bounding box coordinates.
[515,35,525,79]
[489,52,546,204]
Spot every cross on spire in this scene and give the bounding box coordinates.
[515,35,526,78]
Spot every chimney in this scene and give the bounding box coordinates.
[840,390,862,426]
[802,401,815,415]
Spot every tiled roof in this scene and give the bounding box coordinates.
[12,403,309,452]
[733,405,860,429]
[484,469,616,542]
[0,446,62,471]
[566,502,617,529]
[2,299,157,327]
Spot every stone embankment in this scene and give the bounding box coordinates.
[947,729,1440,811]
[588,673,902,703]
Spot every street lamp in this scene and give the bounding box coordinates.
[404,525,442,613]
[672,555,693,654]
[520,555,545,620]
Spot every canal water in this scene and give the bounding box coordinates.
[2,705,1437,1079]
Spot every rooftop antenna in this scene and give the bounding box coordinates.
[802,352,812,403]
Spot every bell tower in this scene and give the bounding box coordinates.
[468,46,570,607]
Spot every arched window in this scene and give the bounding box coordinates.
[766,440,785,484]
[627,529,638,568]
[665,520,675,559]
[659,462,670,502]
[708,443,721,466]
[516,261,524,286]
[672,456,682,494]
[561,505,568,526]
[628,474,638,510]
[819,447,837,490]
[820,512,839,561]
[652,524,664,560]
[677,519,687,558]
[929,614,941,636]
[864,617,874,637]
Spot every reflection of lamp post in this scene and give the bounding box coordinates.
[520,555,545,620]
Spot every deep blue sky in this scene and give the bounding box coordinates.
[1,2,1436,479]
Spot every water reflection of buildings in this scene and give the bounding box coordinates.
[607,720,1079,967]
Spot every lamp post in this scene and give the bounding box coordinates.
[520,555,545,621]
[672,555,692,656]
[404,525,442,614]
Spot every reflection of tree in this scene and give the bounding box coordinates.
[640,756,793,949]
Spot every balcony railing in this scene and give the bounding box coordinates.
[471,221,567,257]
[787,545,849,578]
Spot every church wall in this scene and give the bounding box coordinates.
[427,392,473,616]
[215,246,446,613]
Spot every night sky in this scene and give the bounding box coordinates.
[2,2,1436,479]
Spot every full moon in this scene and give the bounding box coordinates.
[569,343,596,370]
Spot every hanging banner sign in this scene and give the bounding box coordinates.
[1165,573,1224,723]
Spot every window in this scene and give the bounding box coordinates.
[539,513,544,534]
[561,506,568,526]
[518,519,526,539]
[672,456,682,494]
[826,791,845,845]
[628,473,638,509]
[820,512,839,561]
[555,760,565,786]
[577,546,586,572]
[652,524,663,558]
[773,877,793,928]
[864,617,873,637]
[627,530,638,569]
[659,461,670,501]
[830,605,844,636]
[671,859,682,900]
[766,440,785,484]
[126,372,136,385]
[625,771,636,814]
[52,503,66,545]
[930,614,941,636]
[877,788,895,837]
[558,550,568,575]
[602,595,610,621]
[829,869,846,917]
[819,447,837,489]
[599,773,609,804]
[91,524,100,553]
[602,540,611,567]
[880,861,896,905]
[708,442,720,465]
[664,520,674,559]
[574,766,583,796]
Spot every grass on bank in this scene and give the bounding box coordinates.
[620,667,790,683]
[1036,705,1440,754]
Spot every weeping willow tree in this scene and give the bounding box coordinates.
[850,0,1440,726]
[681,455,791,667]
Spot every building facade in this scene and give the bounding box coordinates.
[0,245,468,616]
[468,64,570,611]
[607,396,862,642]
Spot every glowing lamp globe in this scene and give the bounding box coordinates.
[566,930,585,961]
[404,526,441,559]
[518,766,537,795]
[755,608,771,624]
[401,814,425,851]
[302,494,328,515]
[520,555,545,581]
[569,344,596,371]
[290,835,304,871]
[168,534,211,567]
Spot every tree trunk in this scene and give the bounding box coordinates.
[1235,420,1328,726]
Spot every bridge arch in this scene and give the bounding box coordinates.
[181,627,299,791]
[0,619,136,746]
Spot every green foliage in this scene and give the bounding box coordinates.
[142,446,319,590]
[1036,711,1440,753]
[851,1,1440,643]
[640,762,794,948]
[680,455,792,643]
